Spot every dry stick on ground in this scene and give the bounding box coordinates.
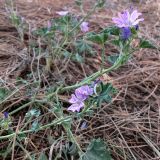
[136,124,160,158]
[109,116,137,160]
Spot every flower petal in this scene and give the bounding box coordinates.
[75,85,93,101]
[112,17,126,27]
[121,27,131,40]
[130,10,142,22]
[56,11,68,16]
[67,102,84,112]
[69,94,79,103]
[112,9,143,28]
[132,18,144,26]
[80,22,89,32]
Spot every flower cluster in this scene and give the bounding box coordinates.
[68,85,93,112]
[112,9,144,40]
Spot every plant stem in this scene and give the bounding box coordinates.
[100,44,105,72]
[9,101,34,115]
[0,116,71,140]
[61,54,122,91]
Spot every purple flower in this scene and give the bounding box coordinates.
[121,27,131,40]
[68,101,84,112]
[112,9,144,28]
[3,112,9,119]
[80,22,89,32]
[75,85,93,100]
[68,85,93,112]
[56,11,68,16]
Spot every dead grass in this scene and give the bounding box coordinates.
[0,0,160,159]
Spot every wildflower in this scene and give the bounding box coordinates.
[80,22,89,32]
[112,9,144,28]
[121,27,131,40]
[3,112,9,119]
[68,93,85,112]
[56,11,68,16]
[68,100,84,112]
[75,85,93,100]
[68,85,93,112]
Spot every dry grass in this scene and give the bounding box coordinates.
[0,0,160,159]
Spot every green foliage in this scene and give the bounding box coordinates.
[80,139,112,160]
[95,83,117,106]
[108,54,119,64]
[0,88,9,101]
[96,0,106,8]
[33,27,51,36]
[111,39,120,46]
[54,15,78,34]
[139,39,156,49]
[31,120,41,132]
[75,0,83,6]
[25,109,41,118]
[38,152,48,160]
[64,142,78,156]
[87,32,108,44]
[24,109,41,132]
[63,51,72,58]
[18,133,26,141]
[75,40,93,54]
[73,53,84,63]
[10,13,21,27]
[103,26,120,36]
[0,115,11,130]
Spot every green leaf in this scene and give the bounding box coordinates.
[32,27,49,36]
[31,154,36,160]
[95,83,117,106]
[75,0,83,6]
[25,109,41,118]
[38,152,48,160]
[87,32,108,44]
[18,133,26,141]
[139,39,156,49]
[63,51,72,58]
[65,142,78,156]
[80,139,112,160]
[72,53,84,63]
[75,40,93,53]
[96,0,105,8]
[111,39,120,46]
[108,54,119,64]
[31,121,40,132]
[103,26,120,36]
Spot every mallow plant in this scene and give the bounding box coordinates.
[1,0,157,159]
